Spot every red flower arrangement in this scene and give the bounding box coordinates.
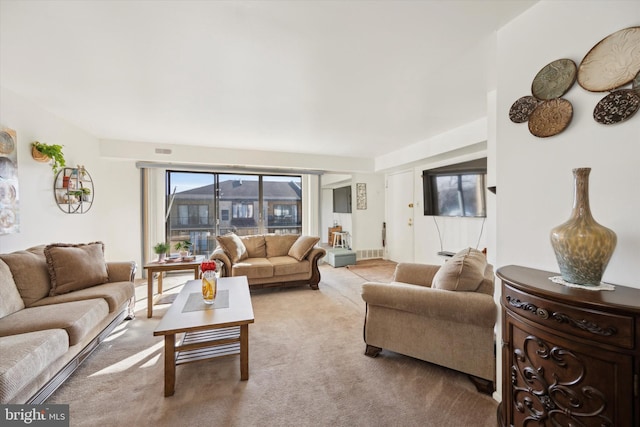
[200,261,218,272]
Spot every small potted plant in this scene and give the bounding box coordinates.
[153,242,170,262]
[80,187,91,201]
[174,240,193,258]
[68,190,83,203]
[31,141,66,173]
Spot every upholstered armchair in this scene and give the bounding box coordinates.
[361,248,497,393]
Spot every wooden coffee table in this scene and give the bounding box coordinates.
[153,276,254,397]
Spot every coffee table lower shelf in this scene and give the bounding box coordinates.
[153,277,254,397]
[176,327,241,365]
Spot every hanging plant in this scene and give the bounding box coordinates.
[31,141,66,173]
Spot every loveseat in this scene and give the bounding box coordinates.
[0,242,136,404]
[361,248,497,393]
[210,233,326,289]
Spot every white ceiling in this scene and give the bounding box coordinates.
[0,0,537,159]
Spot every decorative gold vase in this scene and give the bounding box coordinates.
[550,168,616,285]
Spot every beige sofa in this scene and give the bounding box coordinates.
[0,242,136,404]
[361,248,497,393]
[210,233,326,289]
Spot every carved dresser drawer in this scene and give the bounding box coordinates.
[497,265,640,427]
[503,284,634,349]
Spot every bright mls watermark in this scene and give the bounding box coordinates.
[1,405,69,426]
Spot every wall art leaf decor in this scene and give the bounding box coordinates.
[0,128,20,235]
[578,26,640,92]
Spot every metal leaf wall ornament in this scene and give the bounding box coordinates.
[510,26,640,135]
[509,58,576,137]
[578,26,640,92]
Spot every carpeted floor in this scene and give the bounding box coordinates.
[47,263,498,427]
[346,259,397,283]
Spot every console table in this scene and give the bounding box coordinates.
[496,265,639,427]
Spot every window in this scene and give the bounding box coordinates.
[178,205,188,225]
[165,171,302,255]
[175,204,209,225]
[232,202,254,219]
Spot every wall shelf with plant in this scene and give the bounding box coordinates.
[54,166,94,214]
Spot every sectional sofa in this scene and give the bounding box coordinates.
[0,242,135,404]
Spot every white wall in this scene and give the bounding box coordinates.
[319,173,385,255]
[320,174,353,245]
[351,173,385,253]
[496,0,640,288]
[0,87,140,267]
[377,126,491,266]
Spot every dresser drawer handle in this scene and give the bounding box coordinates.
[536,308,549,319]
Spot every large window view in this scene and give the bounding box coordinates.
[166,172,302,256]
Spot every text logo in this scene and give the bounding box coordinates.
[1,405,69,426]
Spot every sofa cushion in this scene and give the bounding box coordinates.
[265,234,299,257]
[0,260,25,318]
[0,246,50,307]
[432,247,487,292]
[232,258,273,279]
[288,236,320,261]
[270,256,311,276]
[216,233,248,263]
[45,242,109,296]
[0,299,109,346]
[240,235,267,258]
[30,281,134,313]
[0,329,69,404]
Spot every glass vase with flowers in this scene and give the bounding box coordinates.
[200,261,218,304]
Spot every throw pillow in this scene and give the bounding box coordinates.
[288,236,320,261]
[265,234,300,257]
[0,245,51,307]
[45,242,109,296]
[0,259,25,317]
[432,247,487,292]
[240,235,267,258]
[216,233,248,263]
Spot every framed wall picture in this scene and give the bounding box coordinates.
[356,183,367,210]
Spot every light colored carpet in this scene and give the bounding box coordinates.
[47,264,498,427]
[346,259,397,283]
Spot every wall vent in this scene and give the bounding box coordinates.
[356,249,384,260]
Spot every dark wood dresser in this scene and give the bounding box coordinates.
[496,265,640,427]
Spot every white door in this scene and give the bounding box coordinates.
[386,170,414,263]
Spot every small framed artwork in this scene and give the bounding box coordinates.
[356,183,367,210]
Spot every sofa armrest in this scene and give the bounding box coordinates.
[107,261,136,282]
[307,246,326,261]
[210,248,232,277]
[361,281,496,327]
[392,263,440,287]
